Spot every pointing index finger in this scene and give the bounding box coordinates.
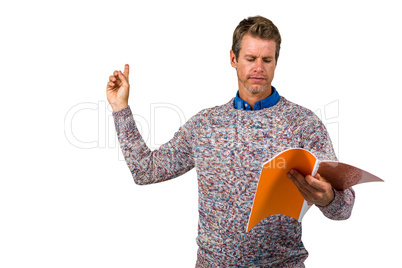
[124,64,129,82]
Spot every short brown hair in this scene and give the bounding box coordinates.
[232,16,281,62]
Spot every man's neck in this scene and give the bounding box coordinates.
[238,86,272,110]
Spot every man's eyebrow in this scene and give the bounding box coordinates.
[244,54,274,59]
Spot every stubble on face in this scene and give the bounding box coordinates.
[237,74,271,95]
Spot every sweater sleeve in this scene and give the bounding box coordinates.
[300,113,355,220]
[112,106,196,185]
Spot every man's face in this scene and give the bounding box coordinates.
[230,35,277,96]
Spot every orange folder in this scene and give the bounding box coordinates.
[246,148,383,232]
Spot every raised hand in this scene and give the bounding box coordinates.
[106,64,130,112]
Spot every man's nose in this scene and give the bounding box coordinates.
[254,59,264,72]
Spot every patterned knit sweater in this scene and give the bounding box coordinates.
[113,96,355,267]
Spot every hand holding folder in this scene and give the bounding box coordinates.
[246,148,383,232]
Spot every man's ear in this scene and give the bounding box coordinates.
[230,50,237,68]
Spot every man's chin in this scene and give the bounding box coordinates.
[246,86,270,94]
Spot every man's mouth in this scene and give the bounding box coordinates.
[249,77,265,82]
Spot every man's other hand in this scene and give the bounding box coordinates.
[106,64,130,112]
[287,169,335,207]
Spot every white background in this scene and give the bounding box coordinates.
[1,0,401,267]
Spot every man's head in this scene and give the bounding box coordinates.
[230,16,281,99]
[232,16,281,63]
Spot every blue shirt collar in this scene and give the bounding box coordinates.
[233,86,280,111]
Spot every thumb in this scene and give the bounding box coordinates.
[315,173,328,182]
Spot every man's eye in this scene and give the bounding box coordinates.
[246,58,255,62]
[264,60,272,63]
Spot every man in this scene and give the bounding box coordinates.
[106,16,355,267]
